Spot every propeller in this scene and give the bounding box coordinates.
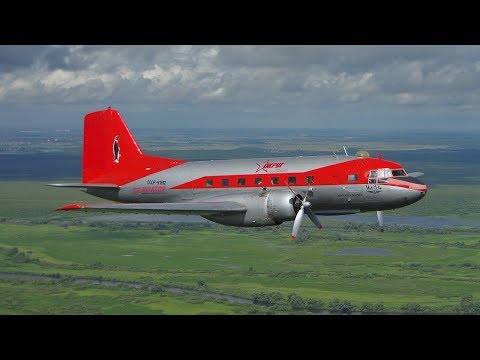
[377,210,384,232]
[288,185,323,240]
[408,172,424,178]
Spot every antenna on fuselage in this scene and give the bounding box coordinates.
[343,146,349,156]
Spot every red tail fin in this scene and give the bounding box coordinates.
[82,107,185,185]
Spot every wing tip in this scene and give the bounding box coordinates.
[56,203,88,211]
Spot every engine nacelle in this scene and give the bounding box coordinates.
[203,190,297,227]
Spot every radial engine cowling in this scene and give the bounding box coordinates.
[203,190,297,227]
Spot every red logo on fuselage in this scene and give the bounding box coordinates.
[256,160,285,173]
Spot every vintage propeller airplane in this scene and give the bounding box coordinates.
[49,107,427,239]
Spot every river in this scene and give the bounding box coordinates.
[0,271,252,304]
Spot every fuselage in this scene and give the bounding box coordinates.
[86,154,427,215]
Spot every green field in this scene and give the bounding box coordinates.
[1,181,480,314]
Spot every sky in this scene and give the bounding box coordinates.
[1,45,480,131]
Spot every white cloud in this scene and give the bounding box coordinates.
[117,65,136,81]
[10,78,33,91]
[142,65,172,86]
[199,87,226,100]
[392,92,430,105]
[340,72,376,92]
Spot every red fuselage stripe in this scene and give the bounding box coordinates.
[170,158,406,189]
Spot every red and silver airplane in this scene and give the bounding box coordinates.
[49,107,428,239]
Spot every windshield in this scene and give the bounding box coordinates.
[392,169,406,177]
[369,168,407,183]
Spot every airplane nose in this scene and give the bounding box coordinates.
[419,185,427,197]
[405,176,427,196]
[420,183,427,195]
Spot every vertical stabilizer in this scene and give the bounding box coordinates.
[82,107,185,185]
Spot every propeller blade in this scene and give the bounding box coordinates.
[305,207,323,230]
[377,210,384,232]
[408,172,424,178]
[291,207,305,240]
[286,183,297,196]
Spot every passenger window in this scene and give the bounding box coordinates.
[206,179,213,187]
[392,169,406,177]
[306,176,314,184]
[222,179,229,186]
[288,176,296,185]
[254,178,262,185]
[348,174,358,182]
[271,177,279,185]
[237,178,246,186]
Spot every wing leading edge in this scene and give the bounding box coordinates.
[47,183,120,189]
[56,201,247,216]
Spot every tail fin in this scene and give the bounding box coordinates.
[82,107,185,186]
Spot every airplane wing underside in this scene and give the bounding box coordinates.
[56,201,247,216]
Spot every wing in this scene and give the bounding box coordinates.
[56,201,246,216]
[47,183,120,189]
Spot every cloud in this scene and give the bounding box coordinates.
[198,87,226,100]
[1,45,480,129]
[392,92,430,105]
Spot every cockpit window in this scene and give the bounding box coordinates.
[392,169,406,177]
[369,168,395,184]
[377,168,392,178]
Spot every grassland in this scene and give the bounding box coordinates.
[1,222,480,314]
[1,181,480,314]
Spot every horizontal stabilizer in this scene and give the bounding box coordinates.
[47,183,120,189]
[56,201,246,216]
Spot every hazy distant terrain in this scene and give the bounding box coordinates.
[2,128,480,186]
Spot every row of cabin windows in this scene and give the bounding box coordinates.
[205,176,316,187]
[204,175,361,187]
[206,171,416,187]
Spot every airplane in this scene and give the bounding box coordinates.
[49,107,428,240]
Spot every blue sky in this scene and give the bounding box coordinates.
[1,45,480,130]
